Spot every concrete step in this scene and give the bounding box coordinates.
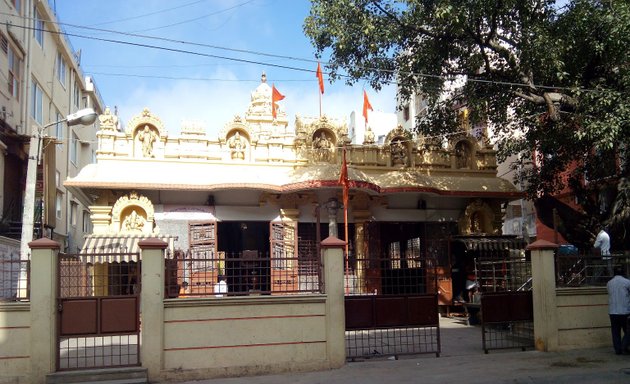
[46,367,148,384]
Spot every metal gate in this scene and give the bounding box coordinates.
[57,252,141,370]
[344,224,441,360]
[476,254,534,353]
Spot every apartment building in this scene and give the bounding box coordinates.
[0,0,104,254]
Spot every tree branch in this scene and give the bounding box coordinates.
[370,0,441,39]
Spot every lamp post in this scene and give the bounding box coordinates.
[19,108,98,263]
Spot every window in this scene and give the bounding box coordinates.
[70,202,78,227]
[54,111,63,146]
[55,192,63,219]
[55,170,61,188]
[406,237,421,268]
[82,210,91,233]
[34,8,44,47]
[56,52,67,87]
[73,81,81,108]
[31,79,43,125]
[389,242,401,269]
[12,0,21,14]
[8,43,21,100]
[1,33,7,54]
[70,132,78,164]
[403,105,410,121]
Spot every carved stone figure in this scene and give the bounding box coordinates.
[313,132,332,161]
[123,209,145,232]
[391,139,407,165]
[363,126,375,145]
[228,131,246,159]
[138,125,157,158]
[98,107,118,130]
[455,141,471,169]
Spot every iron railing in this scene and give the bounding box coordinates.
[556,251,630,287]
[165,250,322,298]
[0,256,30,301]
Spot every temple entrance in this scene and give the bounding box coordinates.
[217,221,269,254]
[344,222,441,359]
[57,252,141,370]
[217,221,270,294]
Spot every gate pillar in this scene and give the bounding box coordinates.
[28,238,60,384]
[138,238,168,379]
[321,236,346,368]
[528,240,559,352]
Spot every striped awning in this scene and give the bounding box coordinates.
[80,234,178,263]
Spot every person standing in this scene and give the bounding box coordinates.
[606,266,630,355]
[594,226,611,257]
[592,226,612,283]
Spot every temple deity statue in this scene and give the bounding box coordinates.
[391,139,407,166]
[363,126,375,145]
[228,131,246,159]
[98,107,118,130]
[313,132,333,162]
[138,125,157,158]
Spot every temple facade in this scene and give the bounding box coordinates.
[65,74,522,302]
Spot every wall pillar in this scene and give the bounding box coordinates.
[89,205,113,234]
[528,239,559,352]
[29,238,60,384]
[321,236,346,368]
[138,238,168,379]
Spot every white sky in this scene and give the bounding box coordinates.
[52,0,397,138]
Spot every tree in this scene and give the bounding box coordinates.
[305,0,630,246]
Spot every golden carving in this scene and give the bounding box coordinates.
[111,191,155,234]
[459,199,496,235]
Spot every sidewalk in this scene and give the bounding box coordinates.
[180,316,630,384]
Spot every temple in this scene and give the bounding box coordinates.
[66,74,522,303]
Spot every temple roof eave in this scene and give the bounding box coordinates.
[64,162,522,199]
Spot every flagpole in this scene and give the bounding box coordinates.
[319,91,322,118]
[342,145,349,293]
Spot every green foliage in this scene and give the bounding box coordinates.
[304,0,630,204]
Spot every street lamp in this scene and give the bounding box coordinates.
[19,108,98,262]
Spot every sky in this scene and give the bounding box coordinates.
[51,0,397,138]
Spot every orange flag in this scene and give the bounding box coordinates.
[316,62,324,94]
[362,90,373,124]
[272,84,285,119]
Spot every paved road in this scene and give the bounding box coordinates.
[179,316,630,384]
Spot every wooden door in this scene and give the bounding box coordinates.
[188,221,220,295]
[270,221,298,293]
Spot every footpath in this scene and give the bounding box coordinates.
[181,316,630,384]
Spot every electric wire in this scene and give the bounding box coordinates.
[1,11,602,93]
[91,0,213,27]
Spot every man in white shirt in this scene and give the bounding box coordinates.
[592,226,612,283]
[594,227,611,257]
[607,266,630,355]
